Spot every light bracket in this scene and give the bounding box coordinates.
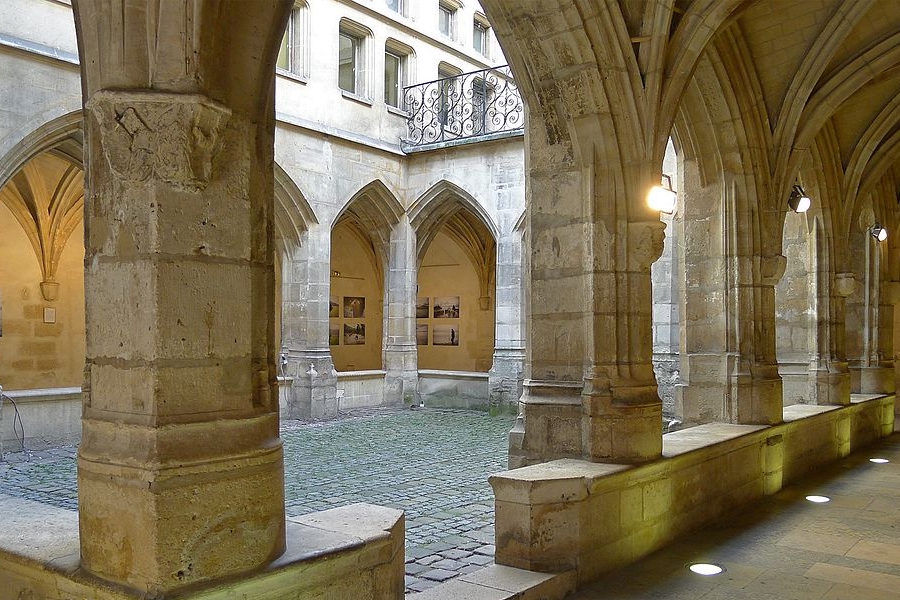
[788,185,811,213]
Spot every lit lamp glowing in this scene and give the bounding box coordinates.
[788,185,811,213]
[871,223,888,242]
[648,174,677,214]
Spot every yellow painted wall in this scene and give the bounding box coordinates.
[330,222,384,371]
[0,201,85,390]
[417,231,494,372]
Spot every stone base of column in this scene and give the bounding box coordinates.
[489,348,525,413]
[284,350,337,419]
[809,364,850,405]
[731,367,783,425]
[508,381,582,469]
[77,416,285,594]
[581,388,662,463]
[675,353,728,425]
[852,365,896,395]
[384,344,419,406]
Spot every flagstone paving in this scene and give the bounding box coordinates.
[0,407,516,594]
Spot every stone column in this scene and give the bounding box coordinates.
[808,272,853,405]
[281,224,338,419]
[580,218,665,463]
[509,164,585,469]
[383,217,418,405]
[726,253,785,424]
[850,235,895,393]
[489,230,525,412]
[675,160,729,424]
[78,90,285,593]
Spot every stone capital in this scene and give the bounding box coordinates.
[87,90,231,191]
[834,272,857,298]
[627,220,666,271]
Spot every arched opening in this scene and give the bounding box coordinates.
[0,149,84,392]
[329,217,385,372]
[651,138,681,421]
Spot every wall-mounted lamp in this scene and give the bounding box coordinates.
[871,223,888,242]
[788,185,811,213]
[648,174,677,215]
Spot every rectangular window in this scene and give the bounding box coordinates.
[386,0,402,13]
[384,50,403,108]
[277,4,309,77]
[439,3,455,38]
[473,20,488,56]
[339,31,359,94]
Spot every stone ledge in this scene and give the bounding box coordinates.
[0,495,405,599]
[407,565,575,600]
[490,395,895,585]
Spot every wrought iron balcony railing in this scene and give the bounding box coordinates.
[401,65,524,152]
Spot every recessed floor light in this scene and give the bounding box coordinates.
[689,563,725,575]
[869,458,890,464]
[805,495,831,503]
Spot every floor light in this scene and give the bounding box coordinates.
[871,223,888,242]
[689,563,725,575]
[869,458,890,464]
[805,495,831,503]
[648,174,677,215]
[788,185,811,213]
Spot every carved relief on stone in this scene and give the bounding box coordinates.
[834,272,857,298]
[87,91,231,191]
[627,220,666,271]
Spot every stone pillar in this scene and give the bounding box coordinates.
[281,224,338,419]
[509,163,586,469]
[78,90,285,593]
[850,234,895,393]
[383,217,418,405]
[489,230,525,412]
[581,219,665,463]
[808,272,853,405]
[726,254,785,424]
[675,160,729,424]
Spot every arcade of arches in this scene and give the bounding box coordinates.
[1,1,900,599]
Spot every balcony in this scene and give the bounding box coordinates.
[401,65,524,152]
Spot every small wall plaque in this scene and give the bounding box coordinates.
[43,307,57,324]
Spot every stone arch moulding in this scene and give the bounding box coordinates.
[0,110,84,192]
[274,161,317,258]
[408,179,499,246]
[331,179,404,263]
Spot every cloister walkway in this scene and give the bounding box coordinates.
[567,434,900,600]
[0,408,517,594]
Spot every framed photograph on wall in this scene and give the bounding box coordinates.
[416,323,428,345]
[343,296,365,318]
[343,323,366,345]
[433,324,459,346]
[329,296,339,318]
[433,296,459,319]
[329,324,340,346]
[416,297,430,319]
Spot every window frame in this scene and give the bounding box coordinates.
[473,14,490,57]
[338,19,373,99]
[276,2,310,79]
[438,1,457,39]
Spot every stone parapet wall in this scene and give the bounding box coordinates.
[490,395,895,586]
[0,387,81,452]
[0,497,405,600]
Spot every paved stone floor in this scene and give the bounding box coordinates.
[570,434,900,600]
[0,407,515,594]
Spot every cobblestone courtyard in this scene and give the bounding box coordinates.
[0,408,516,593]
